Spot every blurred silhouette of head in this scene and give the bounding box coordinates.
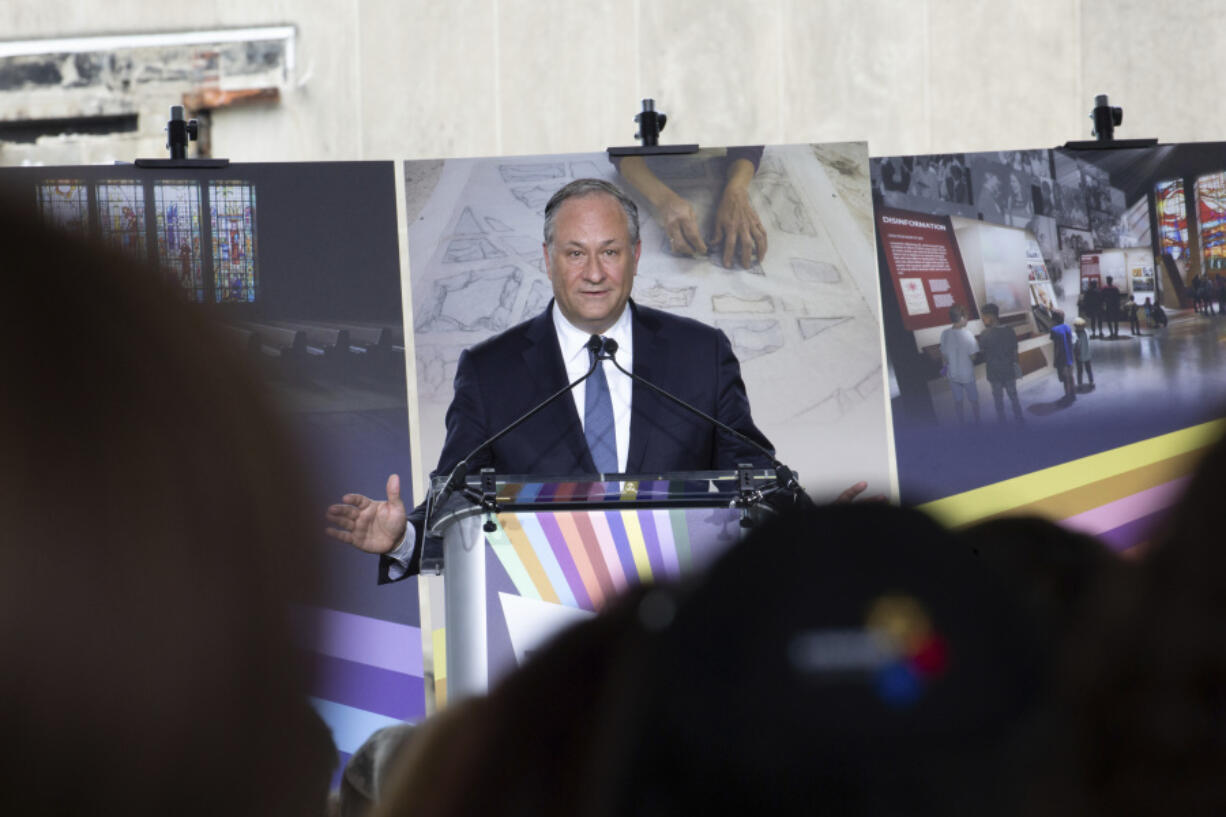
[0,197,333,816]
[375,585,659,817]
[1042,427,1226,817]
[593,503,1047,817]
[962,516,1117,662]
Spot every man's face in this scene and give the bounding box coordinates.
[543,193,640,334]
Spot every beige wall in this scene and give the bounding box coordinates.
[1,0,1224,163]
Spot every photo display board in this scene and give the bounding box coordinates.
[871,142,1226,554]
[3,161,421,778]
[403,143,893,695]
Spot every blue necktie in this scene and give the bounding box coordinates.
[585,336,617,473]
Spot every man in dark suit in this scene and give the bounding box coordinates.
[326,179,853,580]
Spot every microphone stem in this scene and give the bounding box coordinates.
[603,355,781,470]
[437,352,604,508]
[462,355,601,464]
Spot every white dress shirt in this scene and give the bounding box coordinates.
[386,303,636,577]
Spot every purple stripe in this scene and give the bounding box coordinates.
[605,510,640,585]
[638,509,666,577]
[309,653,426,721]
[638,480,664,500]
[536,480,561,502]
[539,512,594,610]
[1093,507,1168,553]
[290,605,422,677]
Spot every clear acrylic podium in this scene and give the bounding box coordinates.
[420,469,776,702]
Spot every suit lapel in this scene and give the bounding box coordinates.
[626,301,666,474]
[521,303,595,473]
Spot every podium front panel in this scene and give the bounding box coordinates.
[433,474,753,702]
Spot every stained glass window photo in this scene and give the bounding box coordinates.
[1195,171,1226,271]
[96,181,147,260]
[36,180,89,234]
[154,181,205,303]
[1155,178,1188,261]
[209,181,258,303]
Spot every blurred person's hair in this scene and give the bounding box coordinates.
[374,585,659,817]
[0,196,333,816]
[1037,427,1226,817]
[962,516,1118,651]
[338,723,419,817]
[590,503,1048,817]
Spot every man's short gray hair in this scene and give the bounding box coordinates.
[543,178,640,247]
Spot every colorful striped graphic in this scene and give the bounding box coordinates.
[291,605,426,783]
[485,506,742,611]
[495,478,718,504]
[919,419,1223,550]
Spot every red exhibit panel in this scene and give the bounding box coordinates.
[1080,253,1102,290]
[876,206,977,331]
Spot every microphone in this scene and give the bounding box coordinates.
[426,334,610,529]
[597,338,805,504]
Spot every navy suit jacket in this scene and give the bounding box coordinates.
[382,300,773,579]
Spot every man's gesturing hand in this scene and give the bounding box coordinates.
[325,473,408,555]
[834,481,886,503]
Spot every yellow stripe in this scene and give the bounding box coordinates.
[1004,450,1202,521]
[620,509,654,582]
[920,419,1223,527]
[432,627,447,681]
[499,512,560,604]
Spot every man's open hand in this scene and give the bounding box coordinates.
[325,473,408,555]
[834,481,886,503]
